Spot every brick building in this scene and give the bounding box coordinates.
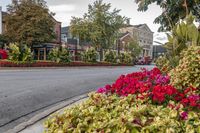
[32,18,62,60]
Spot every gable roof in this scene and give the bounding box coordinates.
[119,32,132,40]
[133,24,153,33]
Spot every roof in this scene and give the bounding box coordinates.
[133,24,144,28]
[122,24,153,33]
[118,32,132,40]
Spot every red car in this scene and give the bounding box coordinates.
[0,49,8,59]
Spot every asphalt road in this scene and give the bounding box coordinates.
[0,65,154,132]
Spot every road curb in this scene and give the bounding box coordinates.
[5,94,89,133]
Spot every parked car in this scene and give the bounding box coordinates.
[0,49,8,59]
[135,56,152,65]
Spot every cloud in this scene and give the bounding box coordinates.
[49,5,76,13]
[153,32,168,45]
[46,0,88,6]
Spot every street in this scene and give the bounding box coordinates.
[0,66,154,132]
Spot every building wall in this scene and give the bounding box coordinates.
[0,6,2,34]
[53,21,61,44]
[120,25,153,58]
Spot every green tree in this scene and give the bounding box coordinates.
[5,0,55,47]
[165,13,200,57]
[0,35,8,48]
[124,38,142,62]
[135,0,200,31]
[70,0,128,61]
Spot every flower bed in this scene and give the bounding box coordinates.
[0,60,133,67]
[44,68,200,133]
[0,49,8,59]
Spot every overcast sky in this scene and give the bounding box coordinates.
[0,0,168,44]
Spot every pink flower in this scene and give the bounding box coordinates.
[97,88,106,93]
[180,112,188,120]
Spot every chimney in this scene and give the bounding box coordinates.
[0,6,2,34]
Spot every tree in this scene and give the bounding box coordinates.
[0,35,8,48]
[165,13,200,57]
[70,0,128,61]
[5,0,55,48]
[135,0,200,31]
[124,38,142,62]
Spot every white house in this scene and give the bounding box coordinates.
[120,24,154,59]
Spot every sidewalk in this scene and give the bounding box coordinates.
[6,94,88,133]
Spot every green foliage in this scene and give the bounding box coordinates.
[8,43,20,62]
[165,14,200,57]
[70,0,128,60]
[82,47,98,63]
[119,52,132,64]
[125,38,142,61]
[104,50,117,63]
[5,0,55,46]
[170,46,200,90]
[8,43,33,62]
[21,45,33,62]
[49,47,71,63]
[156,56,180,73]
[0,35,8,48]
[44,93,200,133]
[135,0,200,31]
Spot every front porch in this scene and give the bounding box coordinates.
[32,43,57,60]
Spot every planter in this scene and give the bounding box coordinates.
[0,60,134,67]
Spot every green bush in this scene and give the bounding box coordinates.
[156,56,179,73]
[104,50,117,63]
[119,52,132,64]
[82,47,97,63]
[170,46,200,90]
[44,93,200,133]
[8,43,20,62]
[8,43,33,62]
[49,47,71,63]
[21,45,33,62]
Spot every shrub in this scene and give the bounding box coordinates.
[8,43,32,62]
[119,52,132,64]
[48,47,60,62]
[8,43,20,62]
[21,45,33,62]
[104,50,117,63]
[49,47,71,63]
[156,55,180,74]
[170,46,200,90]
[44,93,200,133]
[82,47,97,63]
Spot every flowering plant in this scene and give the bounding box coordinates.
[97,68,200,110]
[44,93,200,133]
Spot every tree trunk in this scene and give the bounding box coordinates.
[99,48,103,62]
[117,39,120,56]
